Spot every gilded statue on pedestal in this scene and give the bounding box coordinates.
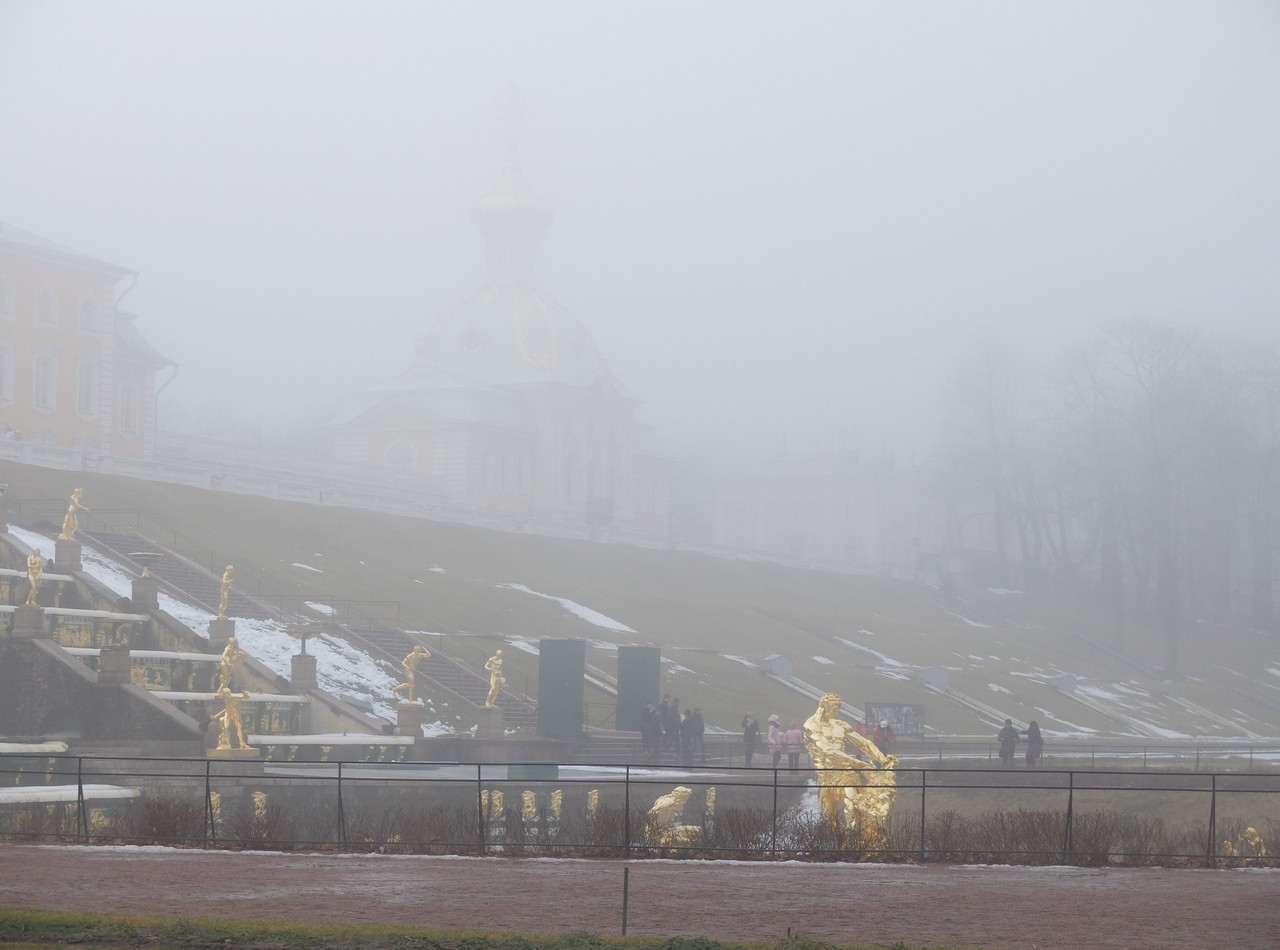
[484,649,505,708]
[24,547,42,607]
[57,488,88,541]
[218,635,247,690]
[802,691,897,848]
[212,685,252,750]
[392,645,432,705]
[217,565,234,619]
[646,785,701,847]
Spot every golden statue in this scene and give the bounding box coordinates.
[550,789,562,821]
[587,788,600,818]
[57,488,88,541]
[391,645,432,705]
[24,548,42,607]
[484,649,505,708]
[217,565,234,619]
[217,635,247,690]
[646,785,700,847]
[802,691,897,847]
[521,789,537,822]
[212,685,252,750]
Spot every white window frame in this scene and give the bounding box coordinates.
[33,348,58,411]
[118,381,140,437]
[35,288,59,328]
[78,297,99,335]
[76,358,99,418]
[0,340,14,404]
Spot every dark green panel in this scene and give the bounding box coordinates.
[615,645,661,732]
[537,639,586,739]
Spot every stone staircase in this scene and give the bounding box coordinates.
[73,525,539,729]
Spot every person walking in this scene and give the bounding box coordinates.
[1022,720,1044,767]
[767,714,783,769]
[997,718,1019,768]
[785,720,804,773]
[680,708,696,767]
[741,711,760,766]
[690,707,706,761]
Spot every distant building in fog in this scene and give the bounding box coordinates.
[0,222,172,461]
[710,448,946,575]
[328,143,671,541]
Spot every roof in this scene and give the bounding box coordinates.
[114,312,174,367]
[0,220,134,278]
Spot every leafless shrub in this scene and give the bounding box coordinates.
[124,794,206,846]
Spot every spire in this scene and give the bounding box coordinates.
[472,90,550,287]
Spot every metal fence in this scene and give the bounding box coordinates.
[1,753,1276,867]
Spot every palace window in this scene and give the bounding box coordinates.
[0,341,14,403]
[118,382,140,436]
[35,288,58,328]
[76,360,99,417]
[0,277,13,317]
[78,298,99,334]
[33,350,58,410]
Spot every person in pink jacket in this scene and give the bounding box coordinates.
[784,720,805,773]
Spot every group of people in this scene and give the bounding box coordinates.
[742,710,896,772]
[997,718,1044,767]
[641,695,705,765]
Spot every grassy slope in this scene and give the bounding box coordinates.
[4,459,1278,739]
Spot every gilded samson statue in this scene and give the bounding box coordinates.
[802,691,897,848]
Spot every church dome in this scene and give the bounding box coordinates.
[379,141,632,398]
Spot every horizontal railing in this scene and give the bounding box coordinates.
[0,754,1275,867]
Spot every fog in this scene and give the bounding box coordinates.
[2,1,1278,463]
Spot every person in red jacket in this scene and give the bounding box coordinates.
[872,719,895,749]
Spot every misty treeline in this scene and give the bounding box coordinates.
[941,319,1280,668]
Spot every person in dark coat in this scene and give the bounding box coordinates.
[997,718,1019,768]
[741,712,760,766]
[680,708,697,767]
[1021,720,1044,767]
[641,703,662,763]
[690,707,706,761]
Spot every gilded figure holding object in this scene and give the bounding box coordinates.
[484,649,505,708]
[392,645,432,704]
[802,691,897,847]
[57,488,88,541]
[217,565,234,619]
[24,548,42,607]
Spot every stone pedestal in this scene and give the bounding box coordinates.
[291,652,318,689]
[11,604,46,639]
[131,573,159,611]
[98,644,132,684]
[397,702,428,737]
[53,539,82,573]
[207,747,261,760]
[476,706,505,739]
[207,617,235,651]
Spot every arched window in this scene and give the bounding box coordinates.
[35,288,58,328]
[33,348,58,410]
[0,340,14,404]
[78,298,98,334]
[118,382,140,436]
[76,359,99,417]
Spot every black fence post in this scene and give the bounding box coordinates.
[1206,773,1217,868]
[203,760,214,847]
[771,768,779,856]
[919,768,927,860]
[76,756,86,841]
[624,765,632,860]
[1064,770,1074,861]
[337,761,346,849]
[476,764,485,856]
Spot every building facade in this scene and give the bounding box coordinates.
[0,222,171,461]
[711,449,947,575]
[329,150,670,541]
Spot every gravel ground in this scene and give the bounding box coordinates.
[0,844,1277,949]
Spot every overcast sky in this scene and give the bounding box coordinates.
[2,1,1277,462]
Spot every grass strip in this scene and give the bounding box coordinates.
[0,908,937,950]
